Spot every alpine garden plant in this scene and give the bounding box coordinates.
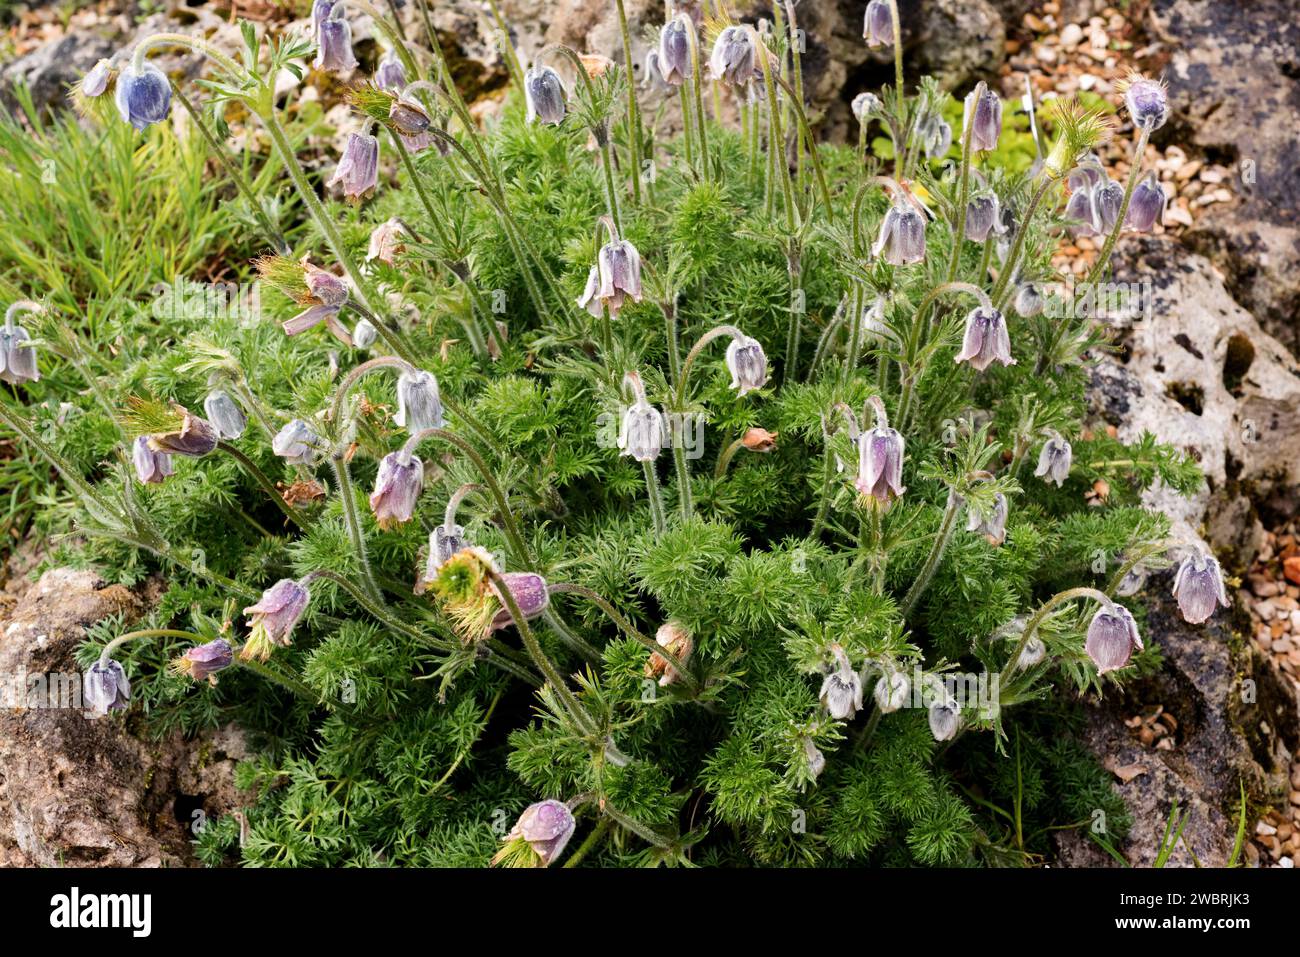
[0,1,1210,867]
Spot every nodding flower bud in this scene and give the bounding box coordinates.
[1066,186,1099,237]
[494,800,575,868]
[1016,634,1047,670]
[388,94,431,136]
[1116,564,1148,597]
[963,84,1003,152]
[1013,281,1044,317]
[394,369,445,434]
[1034,435,1072,487]
[149,408,218,458]
[81,58,112,98]
[418,521,467,590]
[645,621,694,687]
[272,418,324,465]
[524,66,566,125]
[204,390,246,440]
[725,334,769,395]
[855,421,906,505]
[819,645,864,721]
[314,5,359,74]
[489,572,551,632]
[327,132,379,202]
[369,452,424,530]
[366,217,408,265]
[928,691,961,742]
[802,735,827,782]
[872,203,926,265]
[84,659,130,716]
[579,239,644,317]
[241,578,311,662]
[1085,602,1143,674]
[642,50,669,94]
[1172,548,1229,624]
[352,318,378,349]
[114,61,172,131]
[0,317,39,385]
[708,26,756,86]
[618,395,666,462]
[874,667,909,713]
[964,192,1001,243]
[375,49,406,92]
[1093,179,1125,234]
[852,91,882,124]
[955,306,1015,371]
[863,0,894,47]
[132,435,174,484]
[916,110,952,160]
[172,638,233,685]
[658,17,692,86]
[966,492,1009,546]
[1125,171,1166,232]
[1122,74,1169,132]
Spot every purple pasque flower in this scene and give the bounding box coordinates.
[241,578,311,661]
[819,645,864,721]
[708,25,757,86]
[327,131,379,202]
[855,421,906,505]
[872,202,926,265]
[81,58,113,98]
[114,61,172,131]
[725,334,768,395]
[0,319,39,385]
[375,48,406,92]
[964,191,1001,243]
[863,0,894,47]
[579,239,643,317]
[955,306,1015,371]
[1093,179,1125,234]
[1125,171,1166,232]
[1034,435,1072,487]
[369,451,424,530]
[658,16,692,86]
[132,435,174,484]
[84,658,130,716]
[204,389,246,440]
[524,66,566,125]
[618,395,666,463]
[916,110,952,160]
[1085,602,1143,674]
[149,407,218,458]
[1123,73,1169,132]
[314,3,358,74]
[962,83,1003,153]
[394,369,444,434]
[173,638,234,684]
[283,264,354,346]
[965,491,1009,546]
[505,800,575,867]
[1171,548,1230,624]
[489,572,551,632]
[272,418,324,465]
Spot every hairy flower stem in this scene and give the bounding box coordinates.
[540,608,603,664]
[887,0,905,174]
[1082,127,1152,291]
[563,818,611,867]
[642,460,667,536]
[999,586,1111,685]
[672,443,693,520]
[713,435,746,480]
[598,131,623,235]
[679,84,698,173]
[841,282,865,392]
[900,487,962,617]
[661,299,682,386]
[216,441,305,530]
[989,176,1057,306]
[681,17,710,180]
[329,453,385,606]
[783,247,804,388]
[945,125,977,283]
[810,443,836,537]
[613,0,643,203]
[171,83,290,256]
[601,802,677,850]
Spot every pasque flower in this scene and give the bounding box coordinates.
[966,492,1009,546]
[863,0,894,47]
[1125,171,1166,232]
[369,452,423,530]
[725,334,768,395]
[524,66,566,125]
[874,667,909,713]
[81,58,113,98]
[493,800,575,868]
[327,131,379,202]
[172,638,234,685]
[855,404,906,505]
[578,239,643,317]
[963,83,1003,152]
[489,572,551,632]
[375,48,406,92]
[1093,179,1125,233]
[283,263,353,346]
[0,306,40,385]
[1122,73,1169,132]
[314,2,358,73]
[1034,435,1072,487]
[964,192,1001,243]
[272,419,324,465]
[366,217,408,265]
[645,621,693,687]
[203,390,246,440]
[658,17,692,86]
[618,395,666,463]
[148,407,217,458]
[241,578,311,662]
[1085,602,1143,674]
[819,645,864,721]
[1014,282,1044,317]
[85,659,130,716]
[872,202,926,265]
[132,435,174,484]
[955,306,1015,371]
[114,61,171,131]
[708,26,757,86]
[928,691,960,742]
[916,110,952,160]
[852,91,882,124]
[388,94,431,137]
[1171,548,1229,624]
[394,369,445,434]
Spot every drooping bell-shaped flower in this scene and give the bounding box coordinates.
[1116,564,1148,598]
[1034,435,1072,487]
[819,645,864,721]
[708,26,756,86]
[1014,281,1044,317]
[369,452,423,530]
[1125,171,1166,232]
[172,638,234,685]
[375,48,406,92]
[524,66,566,125]
[1093,179,1125,234]
[928,692,961,742]
[241,578,311,662]
[1122,74,1169,132]
[852,91,882,124]
[966,492,1009,546]
[494,800,575,868]
[366,217,408,265]
[352,318,377,349]
[272,418,323,465]
[725,334,768,396]
[855,423,906,504]
[314,5,358,74]
[203,390,246,441]
[586,239,643,317]
[863,0,894,47]
[645,621,693,687]
[489,572,551,632]
[425,522,466,579]
[85,658,130,716]
[0,321,39,385]
[963,84,1003,152]
[874,667,909,713]
[618,396,666,462]
[132,435,174,485]
[658,17,692,86]
[114,61,172,131]
[149,407,217,458]
[916,110,952,160]
[81,58,112,98]
[327,131,379,202]
[1016,634,1046,669]
[394,369,445,434]
[1065,185,1100,237]
[1172,549,1230,624]
[1085,602,1143,674]
[872,203,926,265]
[802,735,827,782]
[964,192,1001,243]
[955,306,1015,371]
